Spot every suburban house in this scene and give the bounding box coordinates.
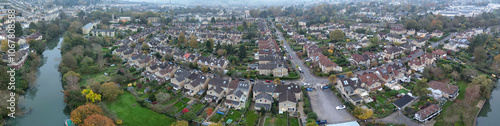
[257,63,288,77]
[414,104,442,122]
[431,30,443,38]
[410,39,427,48]
[204,77,230,103]
[225,80,252,109]
[337,77,368,105]
[170,69,192,90]
[407,29,416,36]
[383,46,403,60]
[432,49,447,58]
[390,27,407,35]
[255,92,273,111]
[1,50,29,69]
[408,58,426,72]
[318,55,342,73]
[278,91,297,114]
[359,72,383,91]
[417,30,428,37]
[427,81,459,100]
[183,74,209,96]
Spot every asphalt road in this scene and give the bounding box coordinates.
[272,22,355,124]
[272,23,329,85]
[430,32,456,48]
[402,49,424,62]
[308,88,356,124]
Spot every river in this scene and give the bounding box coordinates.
[476,79,500,126]
[7,37,68,126]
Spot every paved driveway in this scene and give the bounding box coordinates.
[378,110,419,126]
[307,88,356,124]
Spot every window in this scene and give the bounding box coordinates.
[260,100,262,102]
[209,92,212,94]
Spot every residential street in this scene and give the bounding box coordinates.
[272,22,355,124]
[430,32,456,48]
[402,49,424,62]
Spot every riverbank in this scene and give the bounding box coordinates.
[475,79,500,126]
[473,100,486,126]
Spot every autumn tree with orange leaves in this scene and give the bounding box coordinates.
[70,103,103,124]
[83,114,116,126]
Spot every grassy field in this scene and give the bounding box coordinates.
[79,65,119,86]
[245,110,259,126]
[106,92,175,126]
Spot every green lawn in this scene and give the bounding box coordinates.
[162,95,182,106]
[181,97,191,103]
[173,102,188,113]
[290,118,300,126]
[397,89,409,94]
[265,116,288,126]
[245,110,259,126]
[210,113,224,122]
[190,103,205,113]
[106,92,175,126]
[457,81,468,100]
[224,110,243,123]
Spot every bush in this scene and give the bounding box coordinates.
[307,112,318,120]
[303,107,312,114]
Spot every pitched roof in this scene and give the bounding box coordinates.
[416,104,441,121]
[428,81,459,95]
[255,93,273,100]
[279,91,296,102]
[253,82,275,93]
[393,95,415,109]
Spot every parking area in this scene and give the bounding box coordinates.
[307,88,356,124]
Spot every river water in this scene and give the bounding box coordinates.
[7,37,68,126]
[476,79,500,126]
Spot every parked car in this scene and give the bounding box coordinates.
[408,55,412,58]
[336,105,346,110]
[239,78,245,81]
[266,80,271,83]
[306,88,314,91]
[249,79,255,82]
[290,56,293,59]
[316,120,327,124]
[304,83,310,86]
[322,86,329,89]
